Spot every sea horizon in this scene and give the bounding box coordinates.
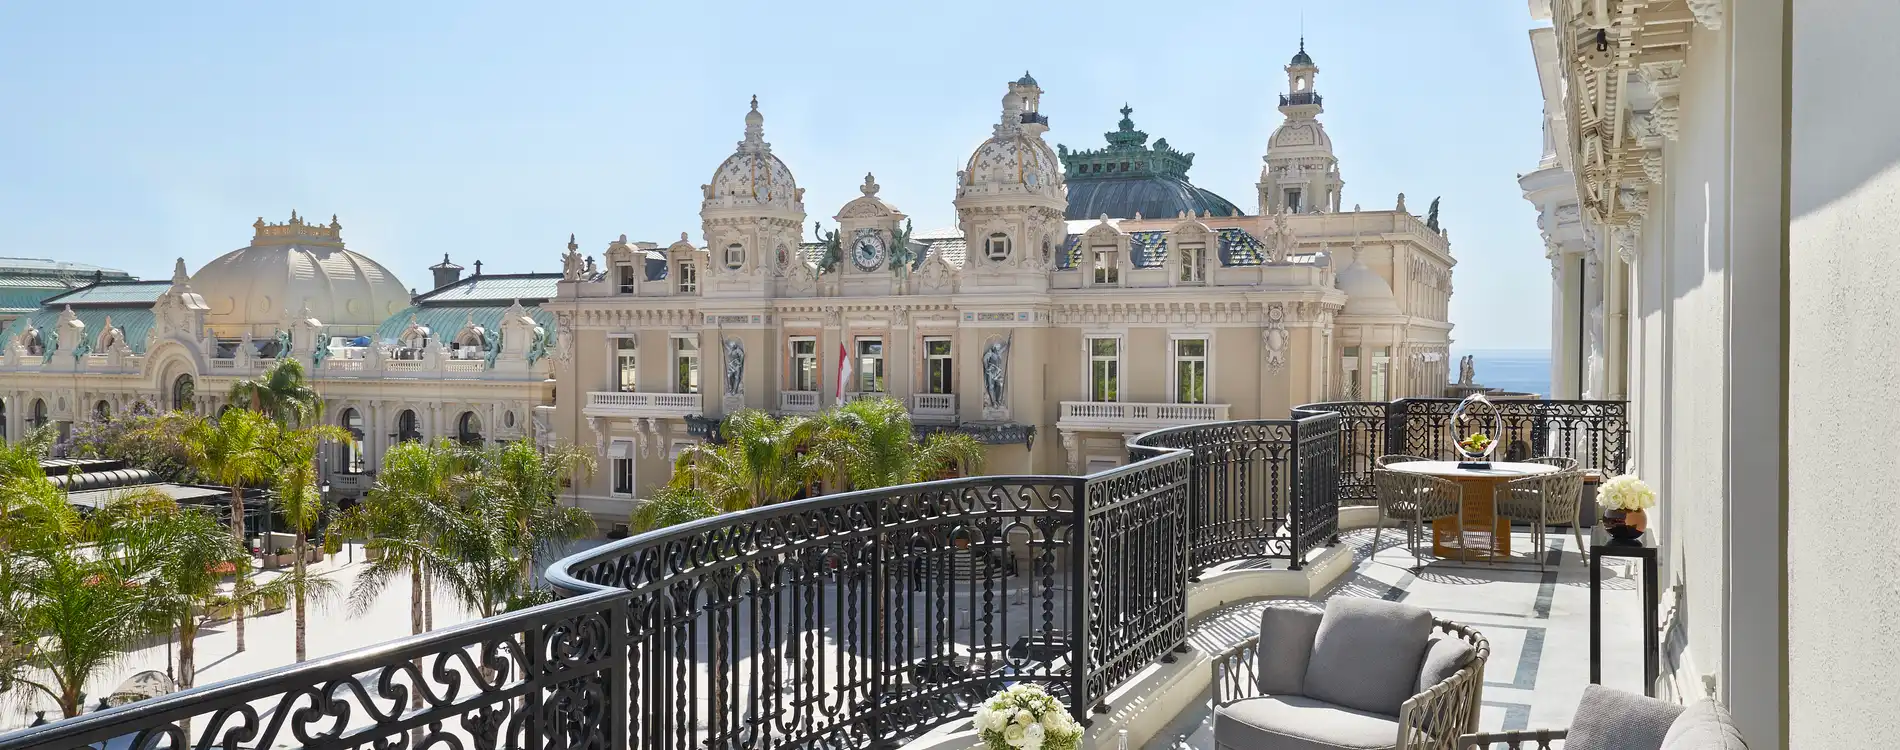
[1448,347,1551,397]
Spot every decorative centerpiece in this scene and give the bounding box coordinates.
[973,684,1083,750]
[1449,392,1503,470]
[1598,474,1657,540]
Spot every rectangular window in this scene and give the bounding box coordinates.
[615,338,638,392]
[676,261,697,294]
[673,336,699,394]
[1092,247,1119,285]
[1342,346,1361,400]
[1179,244,1205,283]
[924,337,953,395]
[1088,337,1119,402]
[856,338,885,393]
[617,265,638,294]
[1174,338,1208,404]
[1284,188,1303,213]
[790,336,818,392]
[610,441,634,496]
[1370,347,1390,402]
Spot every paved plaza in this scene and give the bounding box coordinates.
[1144,526,1649,748]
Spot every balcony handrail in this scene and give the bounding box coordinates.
[0,588,629,750]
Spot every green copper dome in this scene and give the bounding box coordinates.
[1290,38,1313,66]
[1057,105,1242,221]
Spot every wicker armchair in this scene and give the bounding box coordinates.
[1525,455,1578,471]
[1496,469,1586,569]
[1373,468,1466,565]
[1461,685,1749,748]
[1457,729,1565,748]
[1213,599,1490,750]
[1377,453,1434,468]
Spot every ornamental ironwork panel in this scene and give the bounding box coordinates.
[549,464,1189,750]
[1293,401,1390,506]
[1383,399,1628,476]
[0,589,630,750]
[1130,420,1301,572]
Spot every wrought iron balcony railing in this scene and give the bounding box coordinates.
[0,398,1627,750]
[1279,91,1323,107]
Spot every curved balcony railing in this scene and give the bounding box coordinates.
[0,399,1626,750]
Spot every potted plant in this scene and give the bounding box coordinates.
[972,684,1083,750]
[255,587,289,615]
[1598,474,1657,540]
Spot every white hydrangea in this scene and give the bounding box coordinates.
[972,684,1083,750]
[1600,474,1658,511]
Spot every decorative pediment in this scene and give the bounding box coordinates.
[914,251,960,295]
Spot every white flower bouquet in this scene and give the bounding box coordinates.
[1599,474,1657,511]
[972,684,1083,750]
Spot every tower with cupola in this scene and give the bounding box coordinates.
[699,96,807,298]
[832,172,910,296]
[954,73,1067,292]
[1259,40,1344,215]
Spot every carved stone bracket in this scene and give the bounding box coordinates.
[1686,0,1722,30]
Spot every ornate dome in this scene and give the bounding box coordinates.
[1058,105,1242,220]
[702,96,802,214]
[1268,119,1334,154]
[192,212,410,334]
[958,86,1064,201]
[1337,248,1402,317]
[1290,38,1314,66]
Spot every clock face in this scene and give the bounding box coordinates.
[853,232,884,271]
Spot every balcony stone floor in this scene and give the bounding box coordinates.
[1142,526,1650,749]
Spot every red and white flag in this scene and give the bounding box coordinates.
[836,341,852,400]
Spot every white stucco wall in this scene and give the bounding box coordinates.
[1656,20,1732,703]
[1788,1,1900,745]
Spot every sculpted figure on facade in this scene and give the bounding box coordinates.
[723,336,745,396]
[561,234,586,282]
[982,332,1012,415]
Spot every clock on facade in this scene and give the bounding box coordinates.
[852,232,885,272]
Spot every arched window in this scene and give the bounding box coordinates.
[340,408,365,473]
[397,409,421,443]
[457,411,483,447]
[93,400,111,422]
[29,399,47,430]
[171,374,195,412]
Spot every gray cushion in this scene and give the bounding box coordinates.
[1660,700,1748,749]
[1215,695,1399,750]
[1256,605,1324,695]
[1301,598,1433,716]
[1567,684,1685,750]
[1414,635,1475,693]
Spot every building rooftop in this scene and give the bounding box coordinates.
[1058,106,1243,221]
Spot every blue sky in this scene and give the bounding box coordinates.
[0,1,1550,350]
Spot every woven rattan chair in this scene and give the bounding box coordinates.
[1373,468,1465,565]
[1525,455,1578,471]
[1496,468,1586,569]
[1213,599,1490,750]
[1376,453,1434,468]
[1460,685,1749,748]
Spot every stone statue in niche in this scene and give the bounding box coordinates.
[982,332,1012,415]
[723,337,745,396]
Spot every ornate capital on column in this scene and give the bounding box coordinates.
[1686,0,1723,30]
[1641,151,1664,185]
[1614,227,1638,265]
[1618,187,1650,219]
[1651,97,1680,140]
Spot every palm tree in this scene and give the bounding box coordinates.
[178,408,273,652]
[461,439,595,600]
[90,491,246,692]
[261,421,350,662]
[628,483,720,533]
[342,440,458,635]
[229,358,323,426]
[671,409,814,514]
[1,489,154,717]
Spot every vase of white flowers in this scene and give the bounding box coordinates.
[973,684,1083,750]
[1598,474,1657,540]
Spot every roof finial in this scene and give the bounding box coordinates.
[474,260,483,276]
[567,233,577,252]
[750,94,758,111]
[860,172,879,196]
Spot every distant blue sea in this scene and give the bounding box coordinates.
[1451,349,1551,397]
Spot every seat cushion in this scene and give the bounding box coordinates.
[1301,598,1433,715]
[1567,684,1685,750]
[1660,700,1748,749]
[1415,635,1476,693]
[1215,695,1400,750]
[1256,605,1324,695]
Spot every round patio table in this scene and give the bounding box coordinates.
[1385,460,1558,561]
